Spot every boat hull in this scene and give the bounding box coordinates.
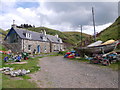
[75,41,119,56]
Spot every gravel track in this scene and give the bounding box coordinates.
[29,56,118,88]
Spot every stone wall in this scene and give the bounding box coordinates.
[22,39,50,53]
[51,43,64,52]
[4,31,64,53]
[4,35,22,53]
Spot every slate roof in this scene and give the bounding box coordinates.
[46,34,62,43]
[6,27,62,43]
[14,28,46,41]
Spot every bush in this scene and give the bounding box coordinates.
[58,51,68,55]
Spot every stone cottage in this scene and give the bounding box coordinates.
[4,24,64,53]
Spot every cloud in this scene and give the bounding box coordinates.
[0,1,118,35]
[0,0,17,14]
[82,23,112,35]
[44,2,118,25]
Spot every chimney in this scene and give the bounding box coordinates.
[43,30,46,35]
[55,34,58,38]
[11,20,16,28]
[41,30,43,34]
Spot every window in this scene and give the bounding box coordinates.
[44,45,46,50]
[57,45,59,50]
[54,45,56,50]
[29,33,30,38]
[28,45,31,50]
[25,33,31,39]
[40,36,43,39]
[61,45,63,50]
[28,33,31,39]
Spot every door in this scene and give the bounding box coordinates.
[37,45,40,53]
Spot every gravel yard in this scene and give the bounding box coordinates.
[29,56,118,88]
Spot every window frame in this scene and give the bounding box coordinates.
[28,45,31,50]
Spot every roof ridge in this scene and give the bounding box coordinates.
[16,28,43,34]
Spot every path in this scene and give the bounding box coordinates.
[29,56,118,88]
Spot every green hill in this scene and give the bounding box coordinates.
[63,31,91,45]
[97,16,120,41]
[27,27,91,46]
[0,28,7,35]
[0,28,7,39]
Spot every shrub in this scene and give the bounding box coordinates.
[58,51,68,55]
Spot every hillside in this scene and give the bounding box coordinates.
[27,27,91,46]
[0,28,7,39]
[63,31,91,46]
[97,16,120,41]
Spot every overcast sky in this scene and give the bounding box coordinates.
[0,0,119,35]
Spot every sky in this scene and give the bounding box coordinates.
[0,0,119,35]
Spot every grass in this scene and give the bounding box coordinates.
[70,57,120,70]
[69,57,89,62]
[107,61,120,70]
[1,50,61,88]
[20,75,31,79]
[97,16,120,41]
[2,74,37,88]
[0,45,6,51]
[100,62,119,70]
[2,57,40,73]
[1,52,40,88]
[0,73,2,90]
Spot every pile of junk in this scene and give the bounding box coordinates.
[64,51,79,58]
[85,51,120,66]
[75,39,120,66]
[2,50,29,62]
[0,67,30,77]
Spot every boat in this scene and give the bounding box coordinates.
[75,40,119,56]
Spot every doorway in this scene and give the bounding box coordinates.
[37,45,40,53]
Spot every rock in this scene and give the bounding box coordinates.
[4,72,10,75]
[12,74,16,77]
[10,71,16,77]
[2,67,30,77]
[5,69,9,72]
[26,70,30,73]
[14,71,20,76]
[0,68,3,71]
[21,69,27,75]
[9,68,14,71]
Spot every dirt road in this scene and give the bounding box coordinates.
[29,56,118,88]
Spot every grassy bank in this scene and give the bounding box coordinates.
[1,50,62,88]
[105,61,120,70]
[2,74,37,88]
[69,57,120,70]
[1,53,41,88]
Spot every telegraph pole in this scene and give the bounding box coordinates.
[79,25,82,46]
[80,25,82,43]
[92,7,96,42]
[81,25,83,46]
